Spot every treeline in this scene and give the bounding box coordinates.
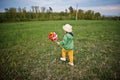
[0,6,119,22]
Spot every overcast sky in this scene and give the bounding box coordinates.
[0,0,120,16]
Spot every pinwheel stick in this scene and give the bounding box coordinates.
[54,40,63,48]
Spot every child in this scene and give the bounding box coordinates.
[57,24,74,66]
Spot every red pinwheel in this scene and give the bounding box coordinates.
[48,32,58,41]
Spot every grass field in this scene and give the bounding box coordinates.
[0,20,120,80]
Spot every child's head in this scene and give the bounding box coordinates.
[63,24,72,33]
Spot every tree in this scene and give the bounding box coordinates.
[68,6,74,14]
[68,6,75,19]
[77,9,84,20]
[17,7,22,20]
[94,12,101,20]
[84,10,94,20]
[49,7,53,13]
[65,9,68,13]
[4,8,9,13]
[4,8,9,19]
[21,7,27,20]
[18,7,22,13]
[31,6,35,13]
[34,6,39,13]
[41,7,46,20]
[41,7,46,13]
[5,8,17,21]
[34,6,39,19]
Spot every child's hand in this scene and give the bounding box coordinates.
[56,42,60,45]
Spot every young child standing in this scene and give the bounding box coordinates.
[57,24,74,66]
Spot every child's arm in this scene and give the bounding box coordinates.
[56,41,63,48]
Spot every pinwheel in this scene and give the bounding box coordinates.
[48,32,58,41]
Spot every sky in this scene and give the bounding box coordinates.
[0,0,120,16]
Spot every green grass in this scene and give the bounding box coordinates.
[0,20,120,80]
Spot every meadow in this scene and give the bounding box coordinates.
[0,20,120,80]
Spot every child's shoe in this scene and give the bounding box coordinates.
[68,62,74,66]
[60,58,66,61]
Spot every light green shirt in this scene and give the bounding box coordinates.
[60,33,74,50]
